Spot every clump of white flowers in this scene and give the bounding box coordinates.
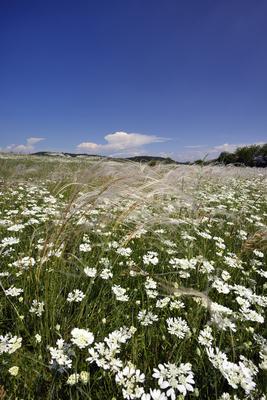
[145,277,158,298]
[112,285,129,302]
[0,236,20,247]
[206,347,258,394]
[116,247,132,257]
[84,267,97,277]
[212,278,230,294]
[156,297,170,309]
[253,249,264,258]
[169,257,198,278]
[49,338,72,369]
[67,373,79,385]
[66,370,90,385]
[100,268,113,280]
[198,326,213,347]
[153,362,195,398]
[0,333,22,355]
[71,328,94,349]
[115,363,145,399]
[4,286,23,297]
[79,243,92,252]
[143,251,159,266]
[11,256,36,270]
[30,300,45,317]
[166,317,190,339]
[7,223,25,232]
[87,326,136,373]
[137,310,159,326]
[67,289,85,303]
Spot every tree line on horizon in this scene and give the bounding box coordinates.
[217,143,267,167]
[194,143,267,167]
[5,144,267,167]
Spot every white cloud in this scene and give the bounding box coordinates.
[184,143,242,153]
[184,145,209,149]
[77,131,167,155]
[2,137,45,153]
[26,137,45,146]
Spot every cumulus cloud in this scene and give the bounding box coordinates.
[3,137,45,153]
[77,131,167,155]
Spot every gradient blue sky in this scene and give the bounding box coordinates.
[0,0,266,160]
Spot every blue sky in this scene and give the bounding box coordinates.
[0,0,266,160]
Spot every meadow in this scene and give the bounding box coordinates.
[0,154,266,400]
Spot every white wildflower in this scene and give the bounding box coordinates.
[112,285,129,302]
[137,310,158,326]
[49,338,72,369]
[79,243,92,252]
[71,328,94,349]
[166,317,190,339]
[29,300,44,317]
[198,326,213,347]
[116,247,132,257]
[35,334,42,343]
[253,249,264,258]
[67,373,79,385]
[7,224,25,232]
[143,251,159,266]
[67,289,85,303]
[0,334,22,355]
[1,237,20,247]
[100,268,113,280]
[153,362,195,398]
[80,370,90,383]
[84,267,97,277]
[8,366,19,376]
[4,286,23,297]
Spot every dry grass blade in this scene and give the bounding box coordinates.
[0,386,6,400]
[242,230,267,252]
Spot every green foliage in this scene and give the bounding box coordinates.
[217,143,267,167]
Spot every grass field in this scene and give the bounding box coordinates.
[0,155,266,400]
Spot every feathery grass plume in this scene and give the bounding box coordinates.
[242,230,267,252]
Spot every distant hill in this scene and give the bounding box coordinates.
[32,145,267,167]
[125,156,178,164]
[32,151,106,159]
[32,152,181,164]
